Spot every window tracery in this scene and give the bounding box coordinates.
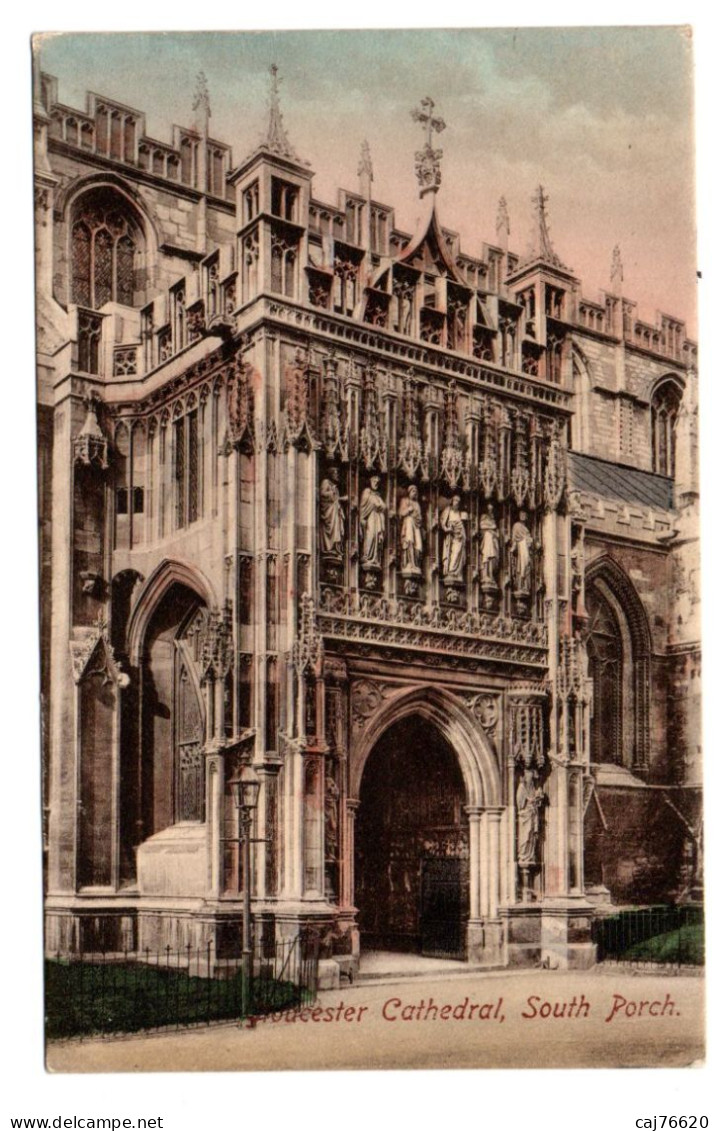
[585,587,623,765]
[651,378,682,476]
[70,189,142,309]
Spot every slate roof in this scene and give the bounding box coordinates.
[567,451,674,511]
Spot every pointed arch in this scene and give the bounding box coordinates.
[59,174,160,310]
[350,684,501,808]
[650,374,684,477]
[585,555,652,769]
[127,558,218,664]
[570,347,592,453]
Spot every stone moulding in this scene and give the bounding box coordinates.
[317,589,548,669]
[262,298,572,410]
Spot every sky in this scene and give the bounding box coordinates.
[36,28,697,335]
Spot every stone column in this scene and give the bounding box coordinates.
[344,799,359,913]
[206,754,224,897]
[486,808,503,918]
[465,806,482,921]
[479,810,490,918]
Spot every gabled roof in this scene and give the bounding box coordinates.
[395,199,464,284]
[568,451,674,510]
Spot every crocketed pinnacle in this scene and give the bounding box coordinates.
[192,71,211,119]
[527,184,567,269]
[262,63,300,161]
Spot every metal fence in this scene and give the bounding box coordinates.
[592,904,704,969]
[46,933,320,1040]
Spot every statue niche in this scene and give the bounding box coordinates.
[319,466,347,585]
[398,484,424,597]
[359,474,387,589]
[440,495,468,603]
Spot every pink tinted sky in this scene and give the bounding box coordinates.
[37,28,697,335]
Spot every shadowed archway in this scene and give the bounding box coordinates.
[355,715,469,958]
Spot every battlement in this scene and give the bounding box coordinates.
[39,72,696,371]
[41,72,233,203]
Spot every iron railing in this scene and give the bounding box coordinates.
[592,904,704,969]
[46,932,320,1040]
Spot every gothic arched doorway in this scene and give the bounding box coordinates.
[127,583,207,859]
[355,716,469,958]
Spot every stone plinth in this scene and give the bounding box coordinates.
[540,900,596,969]
[466,918,505,966]
[500,905,543,967]
[137,824,208,898]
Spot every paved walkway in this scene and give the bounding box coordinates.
[47,967,704,1073]
[357,950,471,980]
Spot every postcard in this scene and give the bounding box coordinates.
[33,26,703,1073]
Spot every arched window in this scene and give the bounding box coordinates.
[585,558,652,772]
[70,188,143,309]
[651,378,682,476]
[586,586,623,765]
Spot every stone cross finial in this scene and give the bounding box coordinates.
[411,96,446,149]
[411,96,446,198]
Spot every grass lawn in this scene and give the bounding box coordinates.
[623,923,705,965]
[45,959,306,1039]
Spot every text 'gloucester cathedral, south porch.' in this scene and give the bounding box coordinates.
[35,65,701,976]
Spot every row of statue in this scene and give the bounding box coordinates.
[320,469,534,593]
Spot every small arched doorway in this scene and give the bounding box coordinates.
[355,716,469,958]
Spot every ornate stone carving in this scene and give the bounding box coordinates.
[227,356,254,451]
[320,353,346,461]
[359,475,387,572]
[74,395,108,470]
[70,612,128,687]
[410,96,446,198]
[516,766,546,901]
[479,505,500,591]
[359,364,386,470]
[285,347,315,448]
[200,602,234,681]
[466,693,499,737]
[323,656,348,682]
[319,467,347,560]
[293,593,324,677]
[544,422,565,511]
[398,375,424,479]
[319,589,548,669]
[440,381,464,489]
[351,679,386,728]
[440,496,468,588]
[508,694,546,768]
[398,486,423,579]
[510,510,533,597]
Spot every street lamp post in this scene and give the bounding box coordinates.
[227,764,261,1019]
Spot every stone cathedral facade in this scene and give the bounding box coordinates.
[35,65,701,975]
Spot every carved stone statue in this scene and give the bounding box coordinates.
[480,505,500,588]
[359,475,387,570]
[440,496,468,583]
[516,768,544,868]
[398,486,423,576]
[511,509,533,594]
[319,467,346,559]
